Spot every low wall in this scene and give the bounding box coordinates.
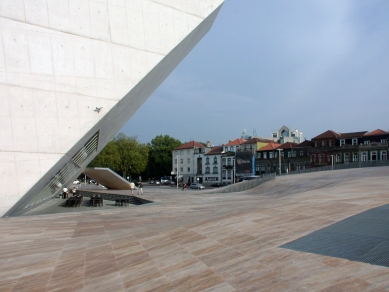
[212,173,276,193]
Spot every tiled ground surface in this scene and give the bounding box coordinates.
[1,167,389,291]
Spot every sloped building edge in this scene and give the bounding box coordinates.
[3,4,224,217]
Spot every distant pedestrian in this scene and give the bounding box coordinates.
[182,183,187,191]
[71,187,76,196]
[62,187,68,199]
[129,181,135,195]
[138,181,143,195]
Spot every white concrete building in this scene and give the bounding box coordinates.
[0,0,225,216]
[271,126,303,144]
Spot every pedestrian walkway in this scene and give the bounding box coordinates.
[1,167,389,291]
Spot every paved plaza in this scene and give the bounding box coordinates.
[1,167,389,291]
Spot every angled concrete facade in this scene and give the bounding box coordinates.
[0,0,224,216]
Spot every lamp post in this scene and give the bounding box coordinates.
[277,149,282,175]
[233,158,236,184]
[176,155,179,190]
[329,155,333,170]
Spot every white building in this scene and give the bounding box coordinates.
[271,126,303,144]
[172,141,212,184]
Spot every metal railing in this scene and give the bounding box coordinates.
[285,160,389,176]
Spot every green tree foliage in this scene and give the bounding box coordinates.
[145,135,181,178]
[88,133,149,180]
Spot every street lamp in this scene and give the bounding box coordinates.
[233,158,236,184]
[176,155,179,190]
[329,155,333,170]
[277,149,282,175]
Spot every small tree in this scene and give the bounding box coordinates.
[146,135,181,178]
[88,133,149,180]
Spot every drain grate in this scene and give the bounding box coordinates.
[280,203,389,268]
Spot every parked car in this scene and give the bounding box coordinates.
[210,182,229,187]
[190,183,205,189]
[241,176,261,181]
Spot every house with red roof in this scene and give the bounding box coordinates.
[172,141,211,184]
[310,129,388,167]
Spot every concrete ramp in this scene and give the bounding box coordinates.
[83,168,131,190]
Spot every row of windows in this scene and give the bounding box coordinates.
[257,150,305,159]
[311,151,388,163]
[316,139,387,147]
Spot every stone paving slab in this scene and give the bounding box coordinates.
[0,167,389,291]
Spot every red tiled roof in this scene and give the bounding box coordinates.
[339,131,368,138]
[258,142,281,151]
[295,140,314,147]
[205,146,224,155]
[364,129,389,136]
[242,137,274,144]
[224,138,246,146]
[311,130,340,140]
[174,141,205,150]
[277,142,298,149]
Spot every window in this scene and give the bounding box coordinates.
[340,139,345,146]
[213,157,217,163]
[364,141,370,145]
[352,138,358,145]
[187,150,190,155]
[353,153,358,161]
[372,151,377,161]
[381,139,387,144]
[300,151,304,157]
[311,155,316,163]
[180,150,183,155]
[336,154,341,162]
[257,153,261,159]
[321,140,325,147]
[315,141,318,147]
[269,152,273,159]
[222,170,226,179]
[227,170,231,179]
[344,153,350,162]
[225,147,228,152]
[180,167,183,172]
[213,166,218,174]
[288,152,291,158]
[205,157,210,164]
[362,152,367,161]
[263,152,267,159]
[187,167,190,172]
[205,166,210,174]
[329,140,332,147]
[230,146,233,151]
[180,158,183,164]
[272,133,277,138]
[174,151,178,155]
[319,154,323,163]
[187,158,190,163]
[275,152,278,158]
[281,151,284,157]
[382,151,387,160]
[292,151,296,157]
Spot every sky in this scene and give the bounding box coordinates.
[121,0,389,145]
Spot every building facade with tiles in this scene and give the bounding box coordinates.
[0,0,225,216]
